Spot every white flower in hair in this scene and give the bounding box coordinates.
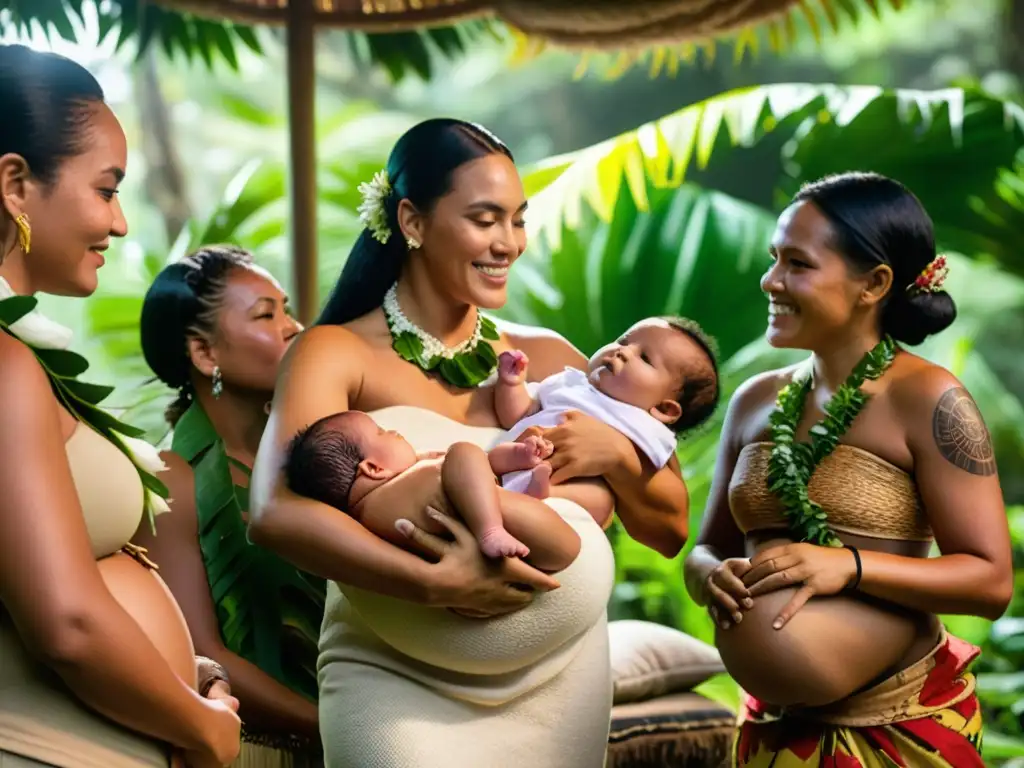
[357,170,393,244]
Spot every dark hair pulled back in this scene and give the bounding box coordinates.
[317,118,513,326]
[794,172,956,346]
[139,245,253,426]
[0,45,105,186]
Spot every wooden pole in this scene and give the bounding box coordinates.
[286,0,318,326]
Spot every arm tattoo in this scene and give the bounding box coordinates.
[931,386,997,476]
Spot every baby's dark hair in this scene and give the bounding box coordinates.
[284,412,366,512]
[661,316,721,434]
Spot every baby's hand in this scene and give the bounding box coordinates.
[498,350,529,386]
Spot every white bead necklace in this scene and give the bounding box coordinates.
[381,283,483,361]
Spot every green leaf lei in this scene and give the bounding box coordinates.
[172,402,325,703]
[767,335,897,547]
[0,295,169,532]
[388,313,500,389]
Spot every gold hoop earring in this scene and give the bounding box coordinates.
[406,236,420,250]
[14,214,30,255]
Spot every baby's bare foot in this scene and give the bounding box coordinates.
[479,528,530,559]
[507,440,543,471]
[526,462,552,499]
[522,434,554,460]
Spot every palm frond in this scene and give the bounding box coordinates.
[779,93,1024,276]
[342,18,502,82]
[521,85,1024,264]
[0,0,494,80]
[1,0,262,70]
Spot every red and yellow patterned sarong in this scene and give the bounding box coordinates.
[734,630,984,767]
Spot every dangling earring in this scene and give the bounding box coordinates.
[14,214,31,255]
[406,235,420,250]
[211,366,223,399]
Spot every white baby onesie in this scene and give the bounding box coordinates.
[498,367,677,493]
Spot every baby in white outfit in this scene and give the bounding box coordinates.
[493,316,719,533]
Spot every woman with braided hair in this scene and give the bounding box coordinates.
[138,245,323,768]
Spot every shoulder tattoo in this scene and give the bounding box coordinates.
[931,386,997,476]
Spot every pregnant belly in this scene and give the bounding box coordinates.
[341,498,615,676]
[98,552,196,687]
[716,587,918,707]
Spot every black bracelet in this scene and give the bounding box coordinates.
[844,545,863,591]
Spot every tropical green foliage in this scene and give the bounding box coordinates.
[525,84,1024,265]
[1,0,261,69]
[0,0,500,80]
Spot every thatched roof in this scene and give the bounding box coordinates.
[154,0,810,45]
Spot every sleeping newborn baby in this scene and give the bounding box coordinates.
[494,316,720,525]
[284,411,581,572]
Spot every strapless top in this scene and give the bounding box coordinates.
[729,442,932,541]
[0,422,167,767]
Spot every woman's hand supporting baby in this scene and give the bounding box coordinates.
[396,508,562,618]
[520,411,633,485]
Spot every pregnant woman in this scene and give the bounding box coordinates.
[684,172,1012,767]
[0,45,239,767]
[249,118,690,767]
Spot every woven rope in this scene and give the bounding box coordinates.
[153,0,803,42]
[729,442,933,542]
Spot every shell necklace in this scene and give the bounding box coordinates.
[381,282,499,388]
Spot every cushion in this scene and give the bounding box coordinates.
[608,692,735,768]
[609,620,725,705]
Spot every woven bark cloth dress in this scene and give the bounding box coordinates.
[317,405,617,768]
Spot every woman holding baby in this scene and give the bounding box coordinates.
[248,118,711,767]
[684,172,1012,766]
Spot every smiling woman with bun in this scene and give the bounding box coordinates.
[684,172,1011,767]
